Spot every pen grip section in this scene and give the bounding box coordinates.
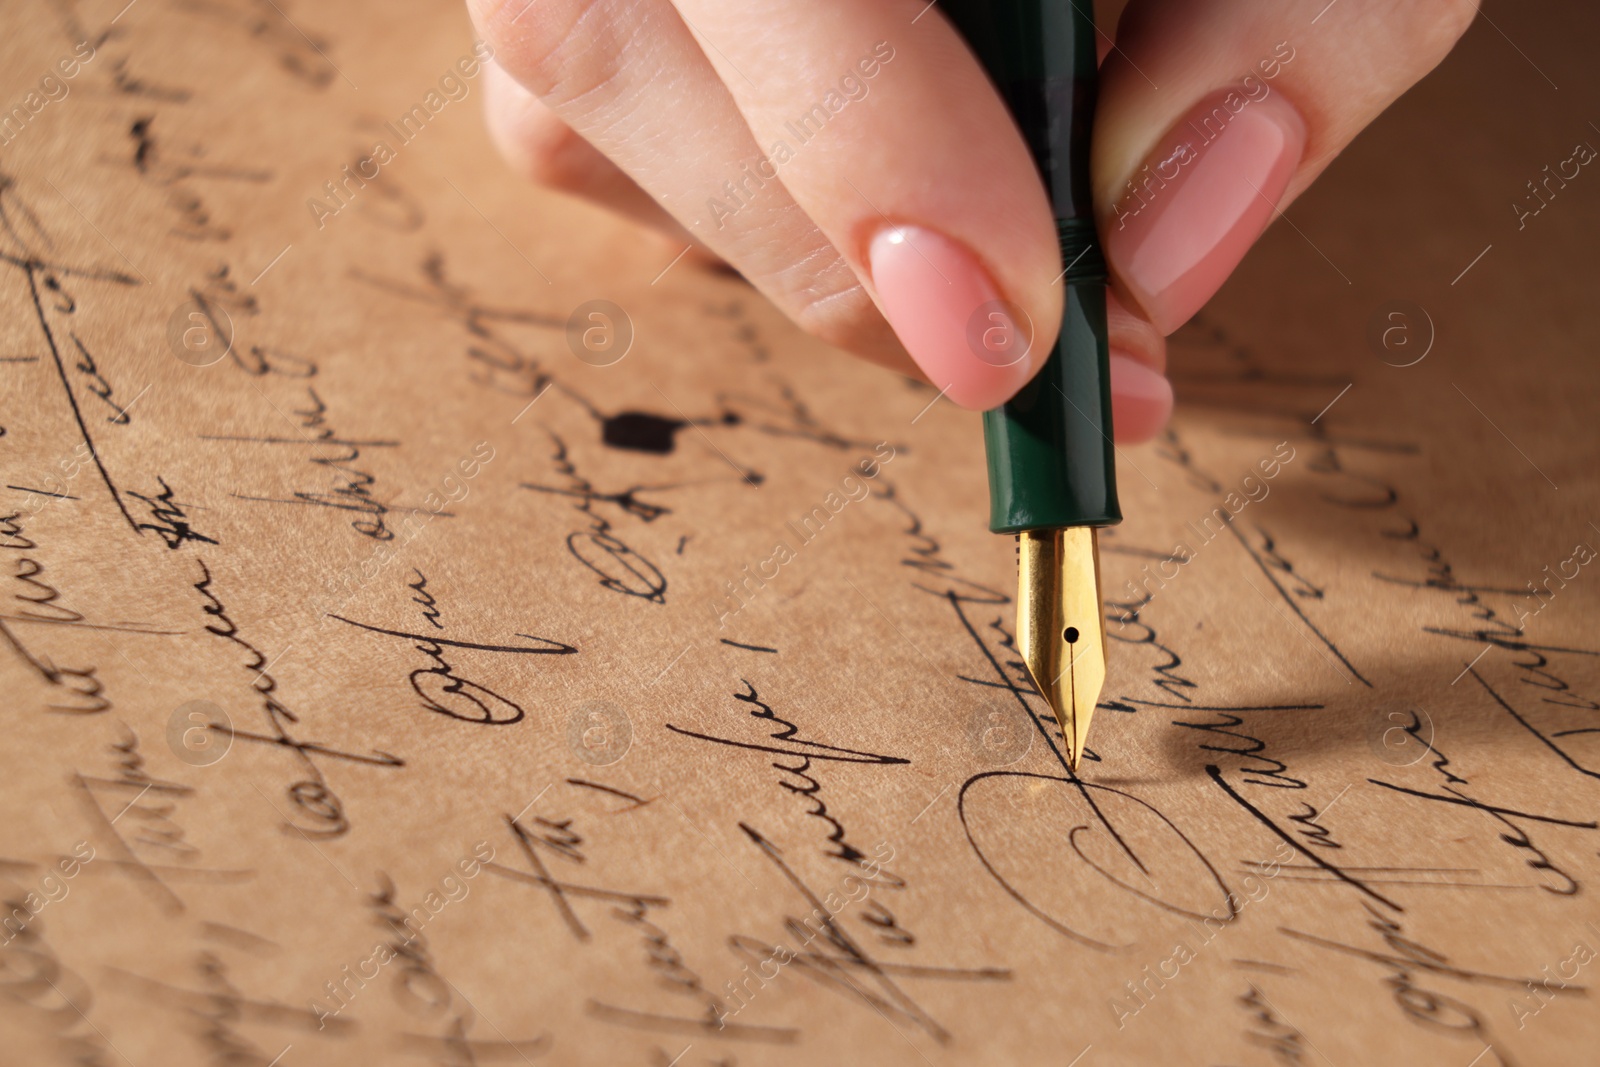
[983,274,1121,534]
[943,0,1098,220]
[947,0,1120,533]
[1057,216,1106,285]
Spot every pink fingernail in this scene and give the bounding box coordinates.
[1109,353,1173,443]
[1104,90,1306,334]
[868,225,1034,410]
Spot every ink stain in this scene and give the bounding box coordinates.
[554,380,881,488]
[601,410,742,454]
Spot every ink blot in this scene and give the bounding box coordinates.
[599,410,743,455]
[601,412,689,454]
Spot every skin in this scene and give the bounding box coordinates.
[467,0,1479,441]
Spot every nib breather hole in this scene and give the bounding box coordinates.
[1063,626,1080,644]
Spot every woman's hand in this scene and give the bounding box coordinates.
[467,0,1478,441]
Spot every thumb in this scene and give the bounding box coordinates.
[1094,0,1479,334]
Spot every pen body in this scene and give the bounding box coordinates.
[945,0,1122,533]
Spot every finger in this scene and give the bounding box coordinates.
[482,58,696,241]
[472,0,1170,432]
[481,67,1173,441]
[467,0,911,374]
[1108,289,1165,376]
[665,0,1064,410]
[1095,0,1479,334]
[1100,0,1174,444]
[1108,290,1171,443]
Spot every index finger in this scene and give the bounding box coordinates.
[668,0,1065,410]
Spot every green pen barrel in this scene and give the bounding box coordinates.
[944,0,1122,534]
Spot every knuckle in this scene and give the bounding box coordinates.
[524,125,599,193]
[1412,0,1481,60]
[475,0,631,109]
[465,0,534,49]
[780,249,885,354]
[490,98,602,191]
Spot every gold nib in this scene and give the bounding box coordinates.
[1016,527,1106,771]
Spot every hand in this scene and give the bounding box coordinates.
[467,0,1478,441]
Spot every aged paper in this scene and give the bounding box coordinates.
[3,2,1598,1065]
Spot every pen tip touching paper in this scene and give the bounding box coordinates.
[1015,527,1105,774]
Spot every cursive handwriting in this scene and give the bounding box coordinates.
[526,429,668,604]
[194,557,402,838]
[330,569,576,724]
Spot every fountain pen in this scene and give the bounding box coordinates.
[945,1,1120,770]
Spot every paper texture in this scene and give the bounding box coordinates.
[2,3,1597,1064]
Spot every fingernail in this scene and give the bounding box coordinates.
[1104,90,1306,334]
[868,224,1034,410]
[1109,353,1173,443]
